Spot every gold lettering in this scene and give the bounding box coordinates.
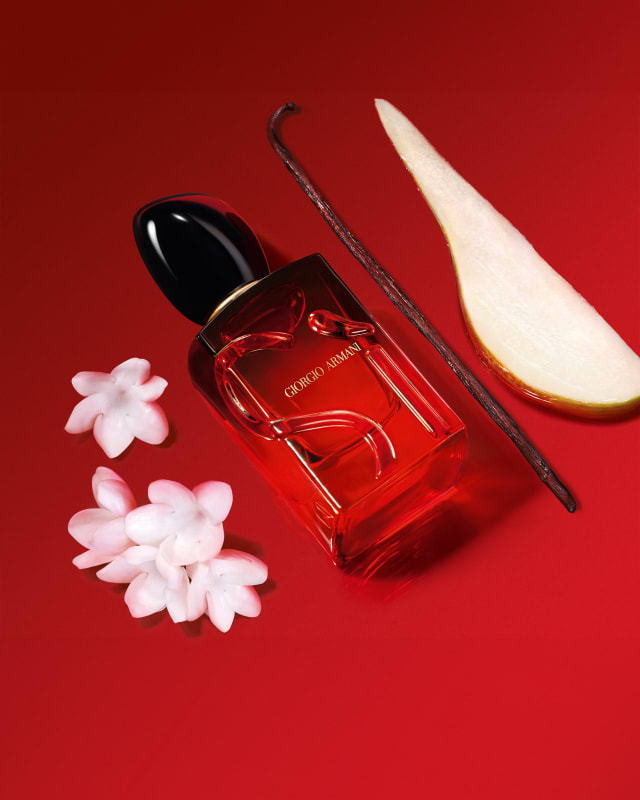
[285,341,363,396]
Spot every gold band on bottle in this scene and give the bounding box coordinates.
[206,280,260,323]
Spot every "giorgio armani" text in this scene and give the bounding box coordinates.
[284,342,363,398]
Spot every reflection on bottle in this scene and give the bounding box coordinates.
[308,308,448,437]
[271,410,395,479]
[215,330,396,478]
[221,284,306,343]
[308,309,375,339]
[364,345,451,437]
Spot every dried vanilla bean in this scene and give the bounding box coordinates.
[268,102,576,513]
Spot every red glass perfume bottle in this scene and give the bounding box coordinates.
[134,195,466,564]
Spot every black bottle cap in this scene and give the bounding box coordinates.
[133,194,270,325]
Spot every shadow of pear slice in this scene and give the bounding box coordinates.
[375,98,640,418]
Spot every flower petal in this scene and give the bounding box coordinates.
[71,371,113,396]
[125,503,175,545]
[65,394,107,434]
[123,544,158,565]
[125,401,169,446]
[111,358,150,386]
[91,516,131,554]
[147,480,195,509]
[193,482,233,524]
[93,412,135,458]
[211,550,268,586]
[160,519,223,566]
[156,538,190,589]
[124,572,166,617]
[97,557,143,584]
[225,584,262,618]
[91,467,126,500]
[68,508,115,548]
[135,376,168,402]
[186,563,209,621]
[72,549,113,569]
[94,478,136,516]
[165,578,188,623]
[206,587,235,633]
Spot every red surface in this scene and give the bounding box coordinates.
[2,2,639,797]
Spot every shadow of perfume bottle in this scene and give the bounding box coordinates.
[342,308,538,590]
[343,444,532,588]
[257,235,293,273]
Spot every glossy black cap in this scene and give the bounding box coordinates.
[133,194,270,325]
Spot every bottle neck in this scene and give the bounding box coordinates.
[206,280,261,323]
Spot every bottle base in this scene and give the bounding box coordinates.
[298,427,467,565]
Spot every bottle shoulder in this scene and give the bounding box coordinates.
[198,253,361,352]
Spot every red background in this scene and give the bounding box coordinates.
[2,2,639,797]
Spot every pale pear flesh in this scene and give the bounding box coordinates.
[375,98,640,416]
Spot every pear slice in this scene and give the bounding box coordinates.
[375,98,640,418]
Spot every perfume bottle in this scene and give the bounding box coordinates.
[134,195,466,564]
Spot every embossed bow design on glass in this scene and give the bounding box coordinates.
[214,324,396,479]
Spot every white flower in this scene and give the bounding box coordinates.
[68,467,136,568]
[65,357,168,458]
[125,480,232,572]
[187,550,268,633]
[97,546,189,623]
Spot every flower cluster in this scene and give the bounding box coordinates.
[69,468,267,632]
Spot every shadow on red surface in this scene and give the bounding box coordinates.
[342,309,539,589]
